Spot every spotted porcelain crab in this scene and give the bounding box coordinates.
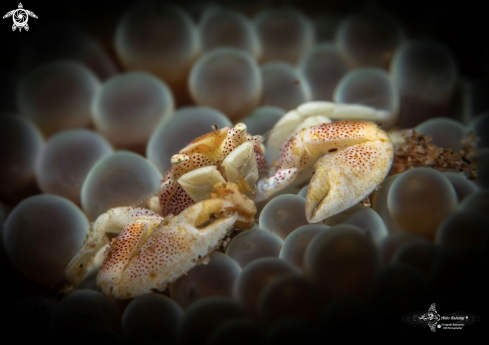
[65,101,394,299]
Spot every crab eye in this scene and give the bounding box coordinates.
[171,154,189,166]
[234,123,247,135]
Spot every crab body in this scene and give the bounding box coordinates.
[65,101,394,299]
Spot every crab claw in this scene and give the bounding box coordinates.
[97,182,256,299]
[305,122,393,223]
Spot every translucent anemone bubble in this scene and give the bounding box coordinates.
[459,190,489,215]
[49,290,121,338]
[170,251,241,309]
[304,224,379,299]
[260,62,312,111]
[242,105,285,137]
[122,294,182,344]
[371,174,403,233]
[333,67,399,118]
[379,232,423,265]
[415,117,467,151]
[279,224,330,271]
[391,238,439,279]
[198,7,260,58]
[391,40,458,127]
[80,151,162,221]
[92,72,174,151]
[336,13,405,69]
[299,43,350,101]
[234,257,299,321]
[3,194,89,287]
[253,7,315,64]
[435,210,489,250]
[18,24,117,81]
[387,168,458,240]
[258,274,322,325]
[35,129,113,205]
[323,203,388,246]
[0,116,43,204]
[468,112,489,149]
[178,297,246,344]
[189,48,262,120]
[471,149,489,189]
[115,2,198,95]
[298,184,309,198]
[147,106,232,174]
[259,194,309,240]
[313,15,343,43]
[225,229,284,268]
[442,172,480,202]
[17,61,100,137]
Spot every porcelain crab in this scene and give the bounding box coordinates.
[65,101,394,299]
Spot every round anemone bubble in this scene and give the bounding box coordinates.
[471,149,489,189]
[435,210,489,250]
[442,172,479,202]
[178,297,246,344]
[146,106,232,174]
[92,72,174,152]
[258,274,322,325]
[391,238,438,279]
[333,67,399,118]
[80,151,162,221]
[198,7,260,59]
[459,190,489,215]
[304,224,379,299]
[323,204,388,246]
[387,167,458,240]
[18,24,117,81]
[17,61,100,137]
[299,43,350,101]
[371,174,403,234]
[225,229,284,268]
[335,12,405,69]
[3,194,89,287]
[298,184,309,198]
[122,294,183,345]
[253,7,315,64]
[468,112,489,149]
[415,117,467,151]
[0,116,43,204]
[188,48,262,121]
[279,224,330,271]
[391,40,458,127]
[35,129,113,205]
[263,317,319,344]
[115,2,198,99]
[313,15,343,43]
[260,62,312,111]
[233,257,299,321]
[259,194,309,240]
[49,290,121,338]
[241,106,285,137]
[170,251,241,309]
[379,232,423,265]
